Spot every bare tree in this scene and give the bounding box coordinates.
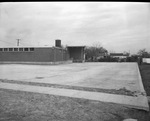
[137,48,150,58]
[85,42,108,61]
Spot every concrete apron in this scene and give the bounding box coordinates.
[0,82,149,111]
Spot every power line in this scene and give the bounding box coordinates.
[0,40,15,45]
[0,40,32,46]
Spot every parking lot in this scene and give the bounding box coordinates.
[0,62,146,93]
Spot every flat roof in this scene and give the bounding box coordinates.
[0,46,64,49]
[0,46,51,48]
[67,46,85,47]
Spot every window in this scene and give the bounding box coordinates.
[24,48,29,51]
[14,48,18,51]
[4,48,8,51]
[19,48,23,51]
[9,48,13,51]
[0,48,3,51]
[30,48,34,51]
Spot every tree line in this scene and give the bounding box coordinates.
[85,43,150,62]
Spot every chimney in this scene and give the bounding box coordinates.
[55,39,61,47]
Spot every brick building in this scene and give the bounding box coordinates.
[0,40,85,64]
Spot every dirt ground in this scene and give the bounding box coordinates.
[0,63,150,121]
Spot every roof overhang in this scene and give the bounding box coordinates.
[67,46,86,48]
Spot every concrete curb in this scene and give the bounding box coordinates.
[0,60,73,65]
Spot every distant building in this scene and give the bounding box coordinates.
[109,53,130,62]
[143,58,150,64]
[97,52,108,59]
[110,53,129,59]
[0,40,85,64]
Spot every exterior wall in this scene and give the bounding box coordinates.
[62,49,69,61]
[55,48,63,62]
[0,47,69,62]
[54,48,69,62]
[0,47,53,62]
[81,48,85,61]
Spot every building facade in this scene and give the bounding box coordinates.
[0,46,70,64]
[110,53,129,59]
[0,40,85,64]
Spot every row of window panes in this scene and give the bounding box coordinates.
[0,48,34,52]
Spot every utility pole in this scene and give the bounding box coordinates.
[17,39,20,46]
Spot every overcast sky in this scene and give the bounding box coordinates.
[0,2,150,54]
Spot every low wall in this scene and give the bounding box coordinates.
[143,58,150,64]
[0,60,73,65]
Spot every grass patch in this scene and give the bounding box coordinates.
[0,89,150,121]
[139,64,150,96]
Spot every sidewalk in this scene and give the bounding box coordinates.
[0,82,149,111]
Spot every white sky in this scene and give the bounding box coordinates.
[0,2,150,54]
